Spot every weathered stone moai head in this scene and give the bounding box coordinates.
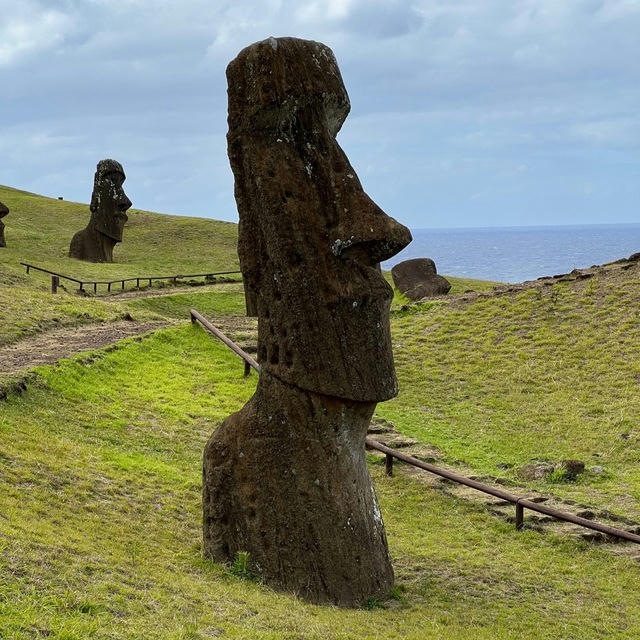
[203,37,411,607]
[69,159,132,262]
[0,201,8,248]
[89,159,131,243]
[230,37,412,401]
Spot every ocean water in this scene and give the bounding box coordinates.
[383,224,640,284]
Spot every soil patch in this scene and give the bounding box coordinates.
[0,320,171,375]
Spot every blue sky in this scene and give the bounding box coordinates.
[1,0,638,229]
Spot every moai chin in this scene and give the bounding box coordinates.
[69,159,132,262]
[202,37,412,606]
[0,201,8,248]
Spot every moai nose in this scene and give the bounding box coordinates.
[332,192,412,265]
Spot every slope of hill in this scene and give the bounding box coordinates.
[0,185,241,346]
[1,184,639,639]
[1,327,638,639]
[0,185,239,280]
[379,258,640,518]
[0,185,496,346]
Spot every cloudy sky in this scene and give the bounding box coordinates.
[1,0,638,229]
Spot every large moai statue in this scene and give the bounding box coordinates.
[0,201,8,247]
[203,37,412,606]
[69,159,132,262]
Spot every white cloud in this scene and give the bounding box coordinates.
[0,2,76,67]
[571,117,640,147]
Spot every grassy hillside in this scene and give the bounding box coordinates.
[0,185,240,345]
[1,327,638,639]
[0,185,239,280]
[0,185,495,345]
[2,185,639,638]
[379,263,640,518]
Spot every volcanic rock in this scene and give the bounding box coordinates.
[69,159,132,262]
[0,201,8,247]
[392,258,451,299]
[203,37,411,606]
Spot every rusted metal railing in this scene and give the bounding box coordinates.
[21,262,241,294]
[190,308,259,375]
[189,308,640,546]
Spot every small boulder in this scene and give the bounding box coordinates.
[517,459,554,480]
[556,459,585,480]
[392,258,451,300]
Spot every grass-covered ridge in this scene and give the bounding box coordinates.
[0,184,495,345]
[381,263,640,517]
[1,326,639,639]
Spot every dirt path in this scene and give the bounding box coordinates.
[0,320,173,376]
[99,280,243,302]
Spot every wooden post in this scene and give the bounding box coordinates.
[385,453,394,477]
[51,275,58,294]
[93,282,97,293]
[515,503,524,530]
[244,361,251,377]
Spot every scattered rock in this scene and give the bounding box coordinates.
[591,465,605,475]
[368,417,396,434]
[517,459,554,480]
[556,459,585,480]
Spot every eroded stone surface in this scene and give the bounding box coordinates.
[69,159,132,262]
[392,258,451,299]
[0,201,8,247]
[203,37,411,606]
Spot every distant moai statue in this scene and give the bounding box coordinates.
[202,37,412,606]
[0,201,9,247]
[69,159,132,262]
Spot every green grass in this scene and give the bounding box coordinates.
[125,284,247,320]
[383,271,640,516]
[0,185,239,281]
[1,326,639,639]
[2,184,640,638]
